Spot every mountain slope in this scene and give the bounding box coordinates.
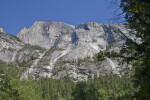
[0,21,131,80]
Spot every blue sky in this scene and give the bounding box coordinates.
[0,0,122,35]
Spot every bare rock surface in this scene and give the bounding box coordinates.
[0,21,132,80]
[0,27,5,33]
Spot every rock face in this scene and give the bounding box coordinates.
[17,21,75,49]
[0,27,5,33]
[17,21,126,60]
[0,21,132,81]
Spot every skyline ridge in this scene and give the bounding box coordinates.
[0,0,122,35]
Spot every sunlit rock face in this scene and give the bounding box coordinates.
[0,21,131,81]
[17,21,75,49]
[17,21,126,60]
[0,27,5,33]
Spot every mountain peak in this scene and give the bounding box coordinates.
[0,26,5,33]
[76,22,103,30]
[17,21,75,49]
[17,21,126,50]
[32,21,75,28]
[0,21,132,80]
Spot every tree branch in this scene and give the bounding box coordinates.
[114,29,150,58]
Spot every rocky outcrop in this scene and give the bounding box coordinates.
[0,32,23,63]
[17,21,127,60]
[0,21,132,80]
[17,21,75,49]
[0,27,5,33]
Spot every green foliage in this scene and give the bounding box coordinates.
[95,51,106,63]
[30,56,38,60]
[0,32,21,42]
[0,61,42,100]
[72,82,88,100]
[10,34,21,42]
[0,61,138,100]
[77,57,93,66]
[72,74,137,100]
[21,44,46,53]
[119,0,150,62]
[98,89,109,100]
[134,83,150,100]
[0,32,4,34]
[16,60,32,68]
[45,47,55,55]
[106,0,150,99]
[30,45,46,52]
[96,1,150,99]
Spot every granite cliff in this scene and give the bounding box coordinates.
[0,21,132,81]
